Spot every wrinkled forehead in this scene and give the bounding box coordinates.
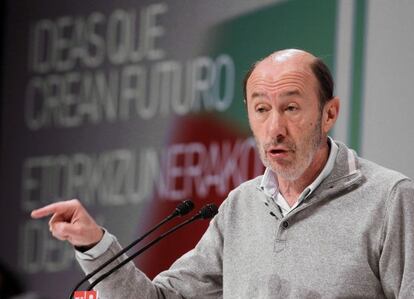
[246,55,317,95]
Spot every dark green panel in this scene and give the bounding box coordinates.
[204,0,338,131]
[349,0,367,153]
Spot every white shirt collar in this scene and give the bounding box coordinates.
[260,137,339,216]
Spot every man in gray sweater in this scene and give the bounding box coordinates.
[32,49,414,298]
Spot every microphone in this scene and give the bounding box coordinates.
[69,200,194,299]
[87,203,218,291]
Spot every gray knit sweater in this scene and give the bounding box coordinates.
[77,142,414,298]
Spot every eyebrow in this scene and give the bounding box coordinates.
[250,89,302,100]
[279,89,301,97]
[251,92,268,99]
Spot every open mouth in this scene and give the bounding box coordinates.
[270,149,287,154]
[267,148,290,159]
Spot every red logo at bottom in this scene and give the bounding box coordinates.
[73,291,98,299]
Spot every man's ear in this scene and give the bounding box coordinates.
[322,96,340,133]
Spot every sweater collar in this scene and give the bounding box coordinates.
[257,140,365,213]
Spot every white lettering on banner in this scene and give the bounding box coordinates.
[24,55,235,129]
[25,3,236,130]
[158,139,259,199]
[21,138,262,211]
[30,4,167,72]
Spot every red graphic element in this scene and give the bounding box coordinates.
[136,114,264,278]
[73,291,98,299]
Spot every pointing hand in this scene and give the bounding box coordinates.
[31,199,103,248]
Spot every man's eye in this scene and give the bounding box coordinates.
[256,107,267,113]
[286,105,298,112]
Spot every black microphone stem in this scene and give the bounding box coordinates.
[87,215,200,291]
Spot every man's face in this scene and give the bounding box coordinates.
[246,52,325,181]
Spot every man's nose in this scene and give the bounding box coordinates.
[267,111,287,139]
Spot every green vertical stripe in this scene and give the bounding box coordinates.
[348,0,367,153]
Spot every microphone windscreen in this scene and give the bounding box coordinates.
[175,200,195,216]
[199,204,218,219]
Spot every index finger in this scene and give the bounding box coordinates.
[31,201,73,219]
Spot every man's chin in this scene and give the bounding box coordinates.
[275,171,303,181]
[269,164,304,181]
[267,158,293,170]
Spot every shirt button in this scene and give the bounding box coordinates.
[282,221,289,228]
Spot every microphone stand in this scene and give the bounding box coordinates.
[87,204,218,291]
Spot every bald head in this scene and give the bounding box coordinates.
[243,49,334,111]
[269,49,315,64]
